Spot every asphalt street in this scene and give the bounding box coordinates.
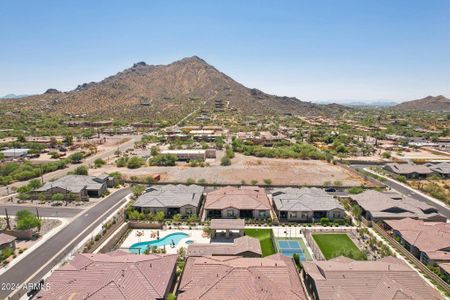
[0,188,130,299]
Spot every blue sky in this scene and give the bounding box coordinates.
[1,0,449,102]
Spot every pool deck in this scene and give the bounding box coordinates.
[121,229,210,254]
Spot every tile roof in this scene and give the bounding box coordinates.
[302,256,443,300]
[385,218,450,261]
[385,163,433,175]
[36,175,106,193]
[210,219,245,230]
[187,236,262,257]
[134,184,204,209]
[36,251,177,300]
[178,254,306,300]
[272,187,344,212]
[0,233,16,245]
[204,186,271,211]
[429,162,450,175]
[350,190,446,221]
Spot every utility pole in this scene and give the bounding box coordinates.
[36,207,40,220]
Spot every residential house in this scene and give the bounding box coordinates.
[204,186,271,219]
[133,184,204,218]
[427,162,450,178]
[384,163,433,179]
[178,254,306,300]
[36,251,177,300]
[384,218,450,266]
[349,190,446,222]
[302,256,443,300]
[35,175,109,201]
[186,236,262,257]
[160,149,216,161]
[272,188,345,222]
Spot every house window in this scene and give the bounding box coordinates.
[227,210,235,217]
[259,211,266,218]
[186,208,192,215]
[289,212,297,218]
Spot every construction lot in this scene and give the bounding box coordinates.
[92,153,367,186]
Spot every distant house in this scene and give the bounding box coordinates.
[349,190,446,222]
[272,187,345,222]
[35,175,109,201]
[133,184,204,217]
[301,256,444,300]
[427,162,450,178]
[384,163,433,179]
[1,148,29,159]
[178,254,306,300]
[204,186,271,219]
[186,236,262,257]
[36,251,177,300]
[0,233,16,253]
[160,149,216,161]
[384,218,450,266]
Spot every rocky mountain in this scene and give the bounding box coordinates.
[2,56,342,121]
[394,95,450,111]
[0,93,31,99]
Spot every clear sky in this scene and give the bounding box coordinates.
[1,0,449,103]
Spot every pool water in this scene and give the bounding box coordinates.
[129,232,189,254]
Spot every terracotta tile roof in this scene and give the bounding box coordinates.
[204,186,271,211]
[186,236,262,257]
[0,233,16,246]
[36,251,177,300]
[178,254,306,300]
[385,218,450,261]
[302,256,443,300]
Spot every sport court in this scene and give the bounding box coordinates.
[277,240,307,260]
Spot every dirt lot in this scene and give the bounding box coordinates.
[92,153,366,186]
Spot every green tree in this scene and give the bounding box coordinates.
[132,184,146,197]
[74,165,88,175]
[220,156,231,166]
[15,210,41,230]
[263,179,272,185]
[94,158,106,168]
[348,187,364,194]
[172,213,182,223]
[51,193,65,201]
[28,178,43,190]
[155,211,165,222]
[69,152,84,163]
[149,154,177,166]
[127,156,145,169]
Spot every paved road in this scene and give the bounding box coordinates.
[0,205,82,218]
[351,164,450,218]
[0,188,130,299]
[0,135,139,197]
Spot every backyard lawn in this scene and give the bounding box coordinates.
[244,228,276,257]
[312,233,365,260]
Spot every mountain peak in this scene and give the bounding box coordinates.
[395,95,450,111]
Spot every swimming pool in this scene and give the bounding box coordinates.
[129,232,189,254]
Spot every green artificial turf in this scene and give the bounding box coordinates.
[244,228,276,257]
[312,233,365,260]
